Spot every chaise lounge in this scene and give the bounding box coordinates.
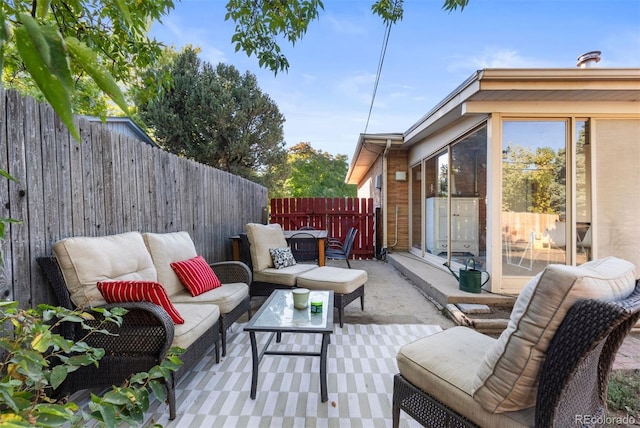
[243,223,367,327]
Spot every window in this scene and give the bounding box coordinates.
[501,121,567,276]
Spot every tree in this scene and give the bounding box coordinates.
[0,0,469,139]
[502,143,565,215]
[226,0,469,73]
[0,0,175,140]
[135,47,289,190]
[280,142,356,198]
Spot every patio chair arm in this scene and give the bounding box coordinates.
[209,260,252,285]
[78,302,175,359]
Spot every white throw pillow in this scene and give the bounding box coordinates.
[269,247,297,269]
[472,257,637,413]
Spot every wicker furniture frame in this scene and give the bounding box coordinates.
[208,261,253,356]
[393,280,640,428]
[239,233,298,297]
[36,256,236,420]
[335,284,365,328]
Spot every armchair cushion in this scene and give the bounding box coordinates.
[246,223,288,272]
[397,326,535,427]
[97,280,184,324]
[269,247,296,269]
[142,231,198,296]
[53,232,158,308]
[472,257,637,413]
[171,255,222,296]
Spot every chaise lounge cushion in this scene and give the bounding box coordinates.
[253,264,319,286]
[296,266,367,294]
[53,232,158,308]
[246,223,289,272]
[472,257,637,413]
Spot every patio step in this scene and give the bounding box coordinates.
[386,252,516,308]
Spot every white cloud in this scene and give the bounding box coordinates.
[155,17,227,65]
[335,72,377,106]
[325,13,368,35]
[447,47,555,71]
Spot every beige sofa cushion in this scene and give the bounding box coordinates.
[53,232,157,307]
[143,231,197,297]
[472,257,637,413]
[172,303,220,349]
[246,223,288,272]
[253,264,318,286]
[296,266,367,294]
[171,282,249,314]
[397,327,534,428]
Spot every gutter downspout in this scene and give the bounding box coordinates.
[382,139,391,254]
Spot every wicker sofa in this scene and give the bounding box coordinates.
[37,231,252,420]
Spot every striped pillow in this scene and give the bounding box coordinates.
[170,255,222,296]
[96,280,184,324]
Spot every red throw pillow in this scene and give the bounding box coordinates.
[97,280,184,324]
[170,255,222,296]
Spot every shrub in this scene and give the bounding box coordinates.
[0,301,182,427]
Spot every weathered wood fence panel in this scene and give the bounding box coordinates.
[270,197,375,259]
[0,89,267,308]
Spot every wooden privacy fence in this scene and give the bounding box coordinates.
[0,89,267,308]
[270,198,375,259]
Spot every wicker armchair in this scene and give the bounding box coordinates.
[393,279,640,428]
[37,256,220,420]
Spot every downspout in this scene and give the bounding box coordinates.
[382,139,391,254]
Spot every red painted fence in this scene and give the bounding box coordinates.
[270,198,375,260]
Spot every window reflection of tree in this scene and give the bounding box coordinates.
[502,143,566,215]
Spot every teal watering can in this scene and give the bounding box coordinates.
[443,259,490,294]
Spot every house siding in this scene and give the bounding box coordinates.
[386,150,410,252]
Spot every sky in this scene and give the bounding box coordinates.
[150,0,640,160]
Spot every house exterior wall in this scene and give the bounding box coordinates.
[386,149,410,252]
[356,155,383,206]
[349,69,640,295]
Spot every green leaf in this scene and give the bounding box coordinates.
[14,27,79,141]
[40,25,74,93]
[49,365,68,390]
[0,168,18,182]
[31,330,53,352]
[129,372,148,385]
[113,0,133,26]
[101,389,131,405]
[65,37,129,115]
[148,379,166,401]
[18,14,51,67]
[36,0,52,19]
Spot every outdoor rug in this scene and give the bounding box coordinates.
[145,323,442,427]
